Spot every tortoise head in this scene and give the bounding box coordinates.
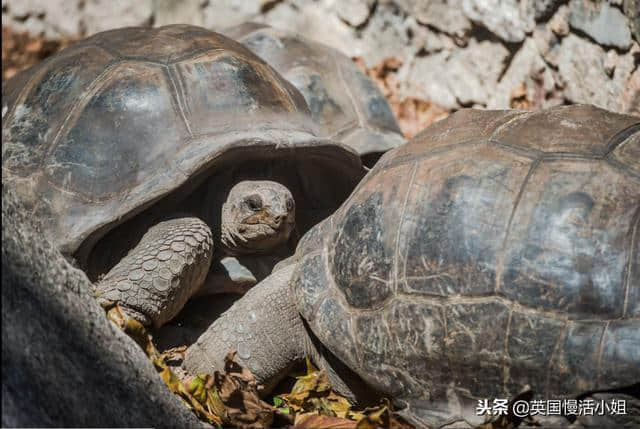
[220,180,295,254]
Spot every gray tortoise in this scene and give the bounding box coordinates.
[185,105,640,428]
[1,24,365,329]
[224,22,406,167]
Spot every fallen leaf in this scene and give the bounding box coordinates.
[294,412,357,428]
[213,352,274,428]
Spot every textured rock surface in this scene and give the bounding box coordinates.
[569,0,632,49]
[557,34,638,112]
[461,0,536,42]
[1,186,204,428]
[2,0,638,133]
[2,0,152,37]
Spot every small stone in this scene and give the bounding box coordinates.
[621,68,640,115]
[557,34,636,111]
[624,0,640,43]
[201,0,262,31]
[407,0,471,38]
[534,0,564,20]
[488,38,555,109]
[569,0,632,50]
[4,0,81,37]
[461,0,536,43]
[258,0,358,58]
[353,1,412,67]
[154,0,203,27]
[336,0,374,27]
[405,17,457,53]
[406,51,459,109]
[82,0,153,35]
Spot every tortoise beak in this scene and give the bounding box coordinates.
[245,210,292,230]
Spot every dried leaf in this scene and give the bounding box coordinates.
[155,355,225,427]
[355,404,390,429]
[294,412,358,428]
[212,352,274,428]
[280,358,331,410]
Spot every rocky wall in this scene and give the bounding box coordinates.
[3,0,639,134]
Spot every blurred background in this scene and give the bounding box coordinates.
[3,0,639,137]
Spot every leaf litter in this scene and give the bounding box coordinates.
[103,302,413,428]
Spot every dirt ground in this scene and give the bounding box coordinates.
[1,26,449,139]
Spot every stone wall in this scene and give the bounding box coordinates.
[3,0,639,123]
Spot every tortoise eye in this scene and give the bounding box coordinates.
[245,195,263,211]
[286,197,294,212]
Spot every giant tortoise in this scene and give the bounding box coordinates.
[224,22,406,167]
[185,105,640,427]
[1,24,365,329]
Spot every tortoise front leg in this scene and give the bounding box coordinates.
[95,217,213,329]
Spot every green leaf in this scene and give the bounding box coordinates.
[273,396,284,408]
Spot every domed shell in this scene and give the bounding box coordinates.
[1,25,362,259]
[294,105,640,412]
[225,23,406,166]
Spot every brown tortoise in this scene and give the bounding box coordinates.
[1,24,365,329]
[185,105,640,428]
[224,22,406,167]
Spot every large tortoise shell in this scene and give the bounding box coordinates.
[225,23,406,166]
[1,25,363,260]
[293,105,640,420]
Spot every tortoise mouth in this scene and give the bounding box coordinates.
[223,221,295,255]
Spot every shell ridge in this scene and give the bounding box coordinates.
[169,47,226,65]
[164,65,193,137]
[543,320,569,399]
[603,124,640,158]
[494,158,541,293]
[395,162,419,294]
[622,205,640,317]
[253,61,298,114]
[595,320,611,387]
[501,309,514,394]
